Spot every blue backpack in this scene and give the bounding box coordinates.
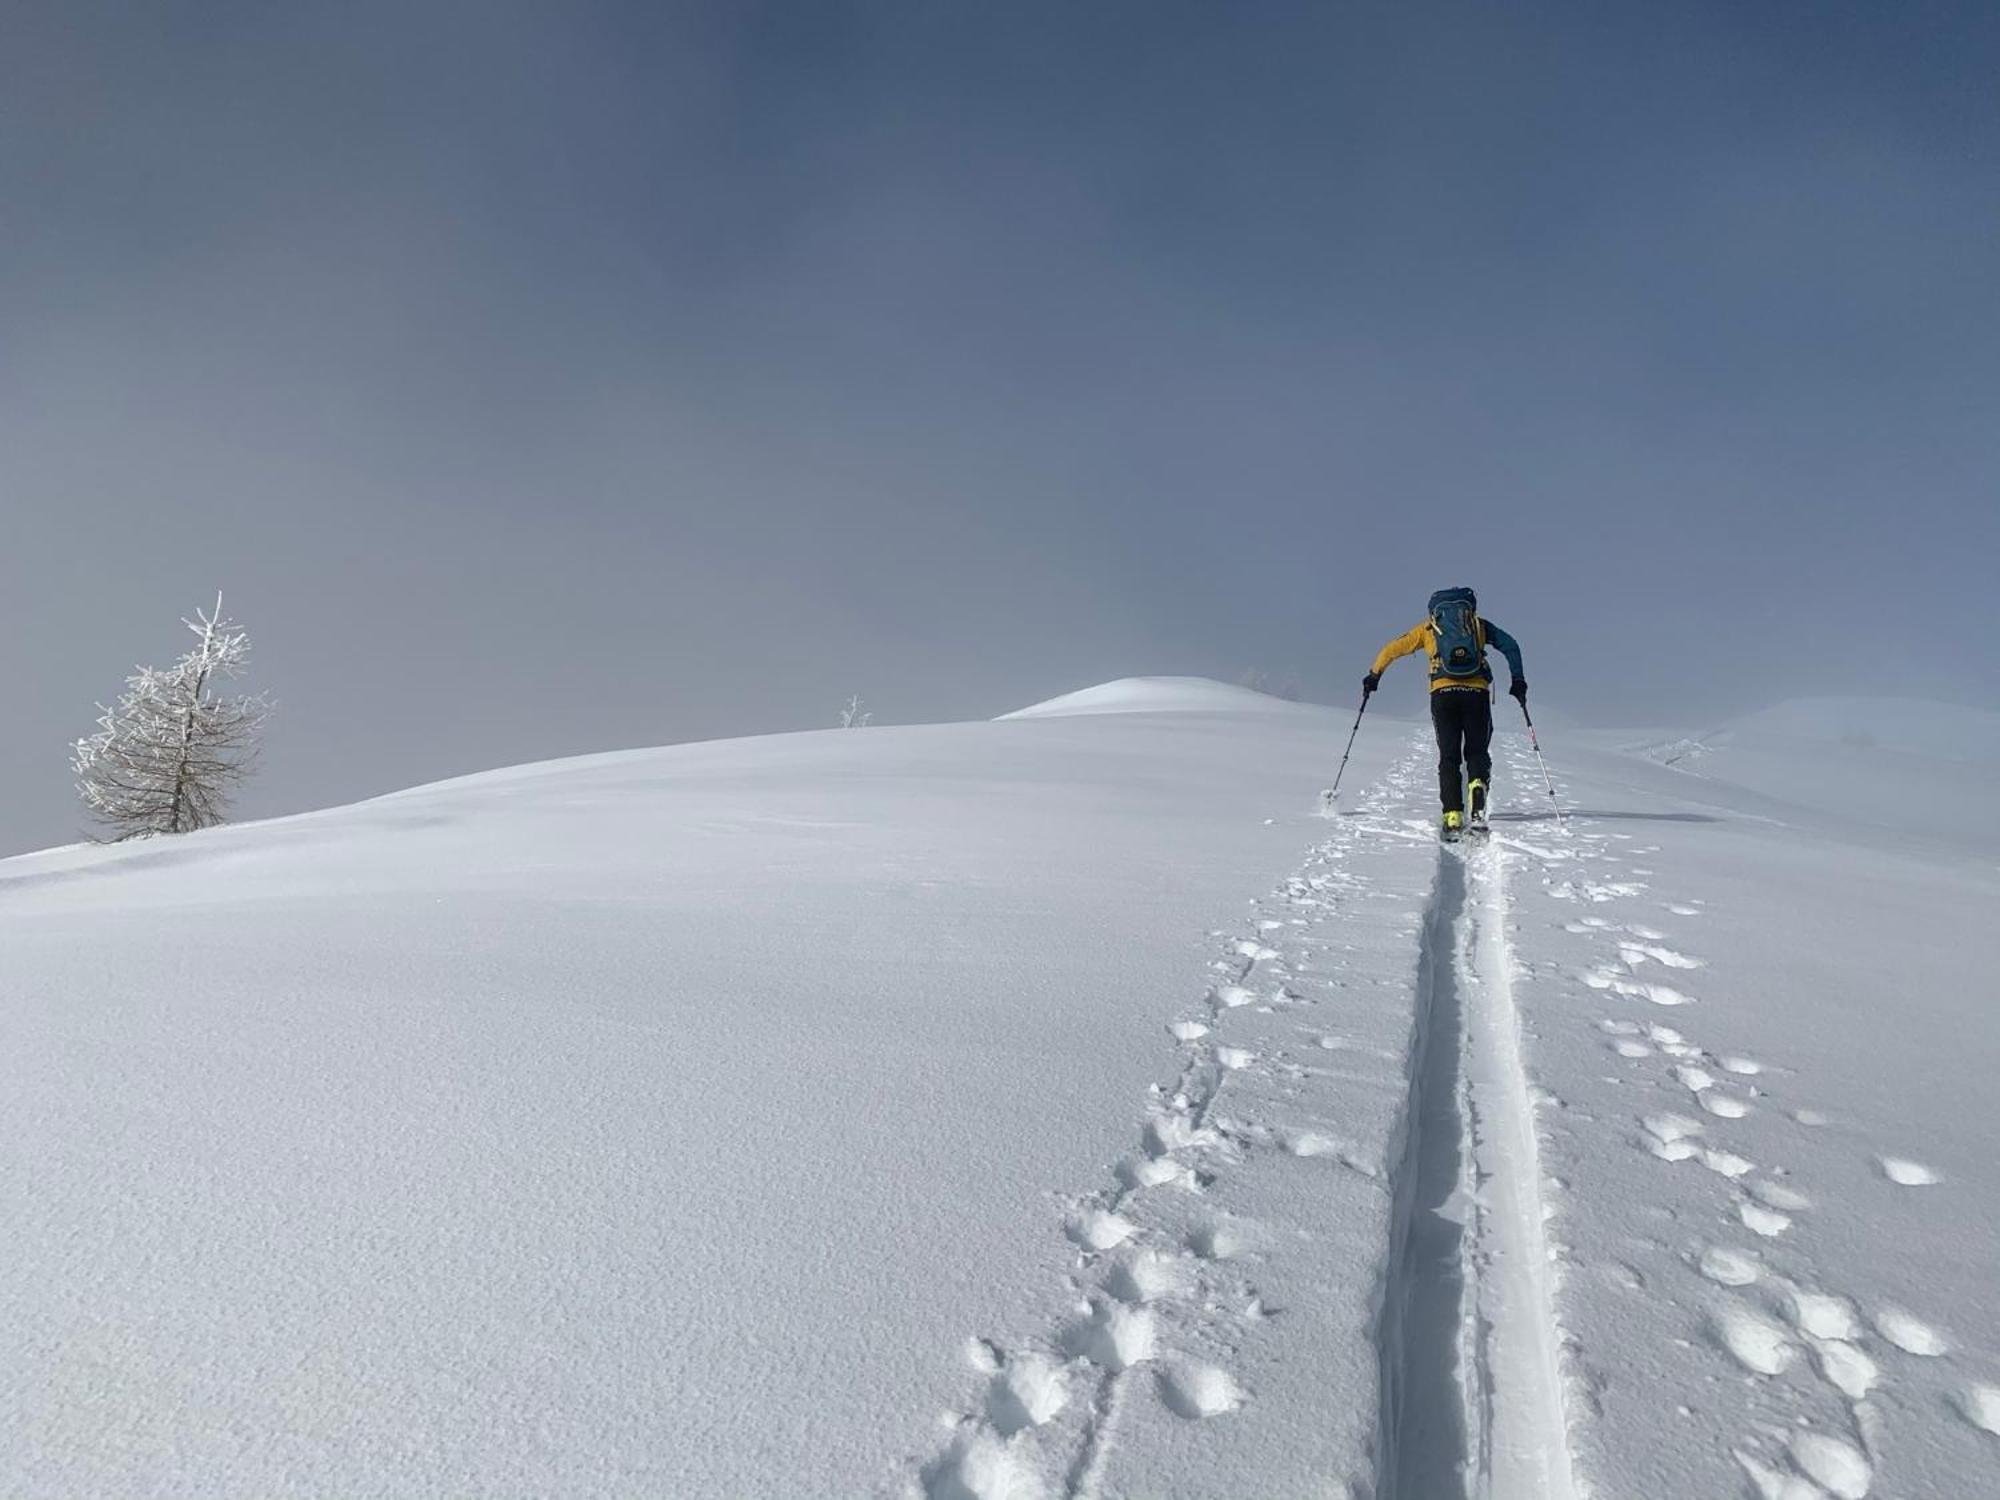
[1428,587,1486,680]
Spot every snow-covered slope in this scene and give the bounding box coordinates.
[6,683,1997,1499]
[999,675,1317,720]
[1621,696,1999,852]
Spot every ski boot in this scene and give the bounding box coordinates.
[1441,809,1464,841]
[1467,778,1489,834]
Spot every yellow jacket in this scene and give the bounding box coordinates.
[1371,617,1524,693]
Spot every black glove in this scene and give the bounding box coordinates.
[1509,678,1528,703]
[1362,671,1381,696]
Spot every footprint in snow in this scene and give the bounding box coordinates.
[1877,1156,1940,1186]
[1677,1064,1718,1093]
[1065,1209,1136,1252]
[1168,1020,1210,1042]
[1696,1244,1762,1286]
[1102,1249,1188,1306]
[979,1351,1069,1437]
[1625,981,1698,1007]
[1738,1201,1793,1238]
[1700,1091,1752,1119]
[1642,1112,1705,1163]
[1143,1113,1212,1158]
[1956,1382,2000,1436]
[1589,971,1699,1007]
[1061,1299,1156,1371]
[920,1429,1040,1500]
[1872,1306,1947,1356]
[1619,941,1705,970]
[1748,1180,1811,1213]
[1720,1055,1764,1076]
[1712,1300,1799,1375]
[1788,1291,1861,1342]
[1117,1155,1191,1191]
[1789,1432,1873,1499]
[1812,1339,1880,1401]
[1156,1360,1247,1420]
[1185,1220,1249,1261]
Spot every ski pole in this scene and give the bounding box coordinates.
[1320,691,1371,811]
[1517,699,1565,828]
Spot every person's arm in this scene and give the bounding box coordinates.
[1364,624,1428,693]
[1482,620,1527,697]
[1370,624,1428,677]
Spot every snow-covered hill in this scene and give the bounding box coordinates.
[1620,696,2000,852]
[999,675,1319,720]
[6,681,1997,1498]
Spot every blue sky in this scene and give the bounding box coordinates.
[4,2,1996,850]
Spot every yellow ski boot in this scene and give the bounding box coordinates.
[1441,809,1464,840]
[1467,778,1489,832]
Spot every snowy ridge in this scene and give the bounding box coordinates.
[998,676,1317,721]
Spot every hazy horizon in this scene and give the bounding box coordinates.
[7,2,1997,854]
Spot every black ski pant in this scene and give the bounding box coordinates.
[1430,688,1493,814]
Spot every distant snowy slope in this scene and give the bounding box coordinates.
[1728,696,2000,760]
[1617,695,1998,851]
[999,675,1316,720]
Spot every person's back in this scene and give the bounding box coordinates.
[1363,588,1526,834]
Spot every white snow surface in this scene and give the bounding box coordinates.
[998,675,1318,720]
[6,679,1999,1498]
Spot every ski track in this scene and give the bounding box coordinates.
[1509,741,1993,1497]
[1375,795,1579,1500]
[907,734,1588,1500]
[1458,836,1580,1499]
[912,744,1429,1500]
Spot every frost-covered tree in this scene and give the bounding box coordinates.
[72,595,272,839]
[839,695,872,728]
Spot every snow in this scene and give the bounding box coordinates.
[998,675,1318,720]
[1623,695,2000,849]
[6,679,1999,1498]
